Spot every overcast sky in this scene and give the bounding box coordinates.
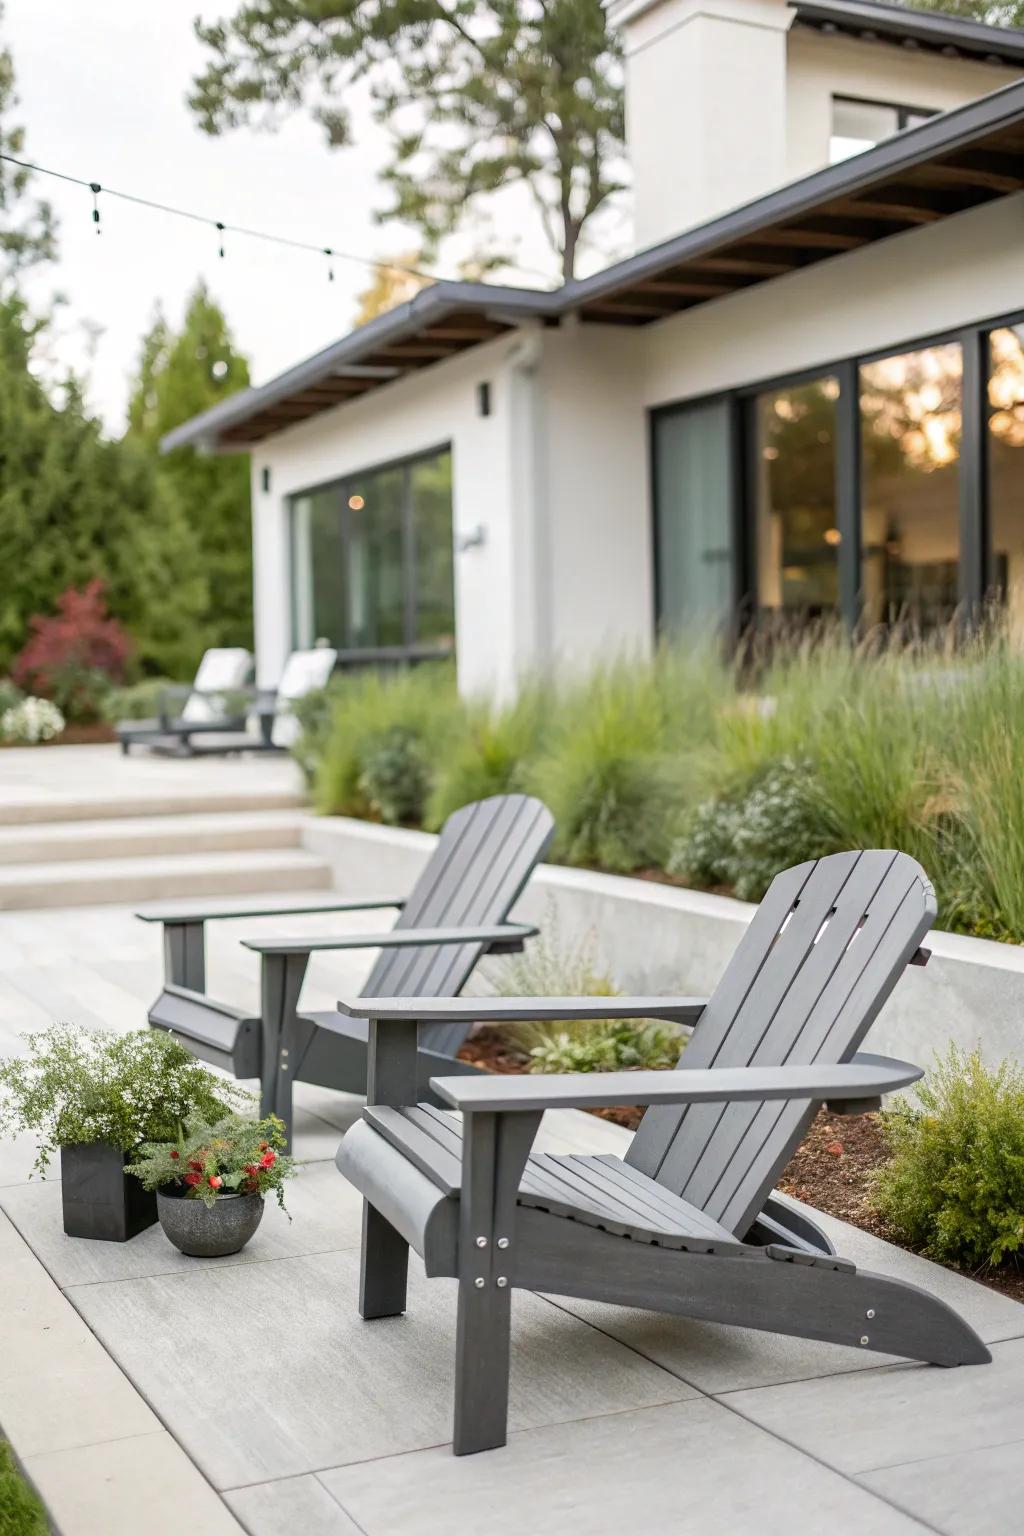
[6,1,583,432]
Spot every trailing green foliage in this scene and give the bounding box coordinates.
[0,1024,251,1175]
[0,1439,47,1536]
[295,624,1024,941]
[125,1112,296,1212]
[0,678,20,716]
[872,1046,1024,1268]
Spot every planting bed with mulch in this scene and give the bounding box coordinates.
[458,1028,1024,1305]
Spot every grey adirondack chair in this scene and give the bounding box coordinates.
[117,647,253,754]
[138,794,554,1145]
[336,848,990,1455]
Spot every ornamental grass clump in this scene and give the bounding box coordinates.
[871,1045,1024,1269]
[0,1024,251,1175]
[125,1112,296,1212]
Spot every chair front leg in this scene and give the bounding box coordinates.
[359,1018,420,1319]
[162,920,207,992]
[259,952,311,1148]
[454,1108,541,1456]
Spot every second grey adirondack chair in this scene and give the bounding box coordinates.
[336,849,990,1455]
[138,794,554,1145]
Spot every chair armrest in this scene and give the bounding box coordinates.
[338,994,708,1024]
[429,1052,922,1113]
[136,894,405,926]
[242,922,538,957]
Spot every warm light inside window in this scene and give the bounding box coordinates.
[824,528,842,546]
[348,494,365,510]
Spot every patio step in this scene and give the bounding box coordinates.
[0,847,332,910]
[0,810,306,866]
[0,787,306,827]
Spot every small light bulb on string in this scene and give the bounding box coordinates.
[89,182,101,234]
[216,221,226,259]
[324,247,335,283]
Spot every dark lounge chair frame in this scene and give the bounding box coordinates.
[336,849,990,1455]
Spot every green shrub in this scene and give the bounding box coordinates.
[872,1046,1024,1268]
[102,676,177,723]
[670,758,830,901]
[0,1439,47,1536]
[358,726,430,825]
[289,677,346,785]
[313,664,458,818]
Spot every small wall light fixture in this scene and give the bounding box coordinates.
[261,466,271,493]
[476,381,492,418]
[455,524,487,553]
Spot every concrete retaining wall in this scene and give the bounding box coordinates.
[301,816,1024,1071]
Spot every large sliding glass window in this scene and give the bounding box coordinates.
[989,325,1024,636]
[653,400,734,635]
[652,311,1024,642]
[754,377,840,619]
[860,344,962,627]
[289,446,454,654]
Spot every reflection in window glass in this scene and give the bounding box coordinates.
[989,326,1024,636]
[410,453,456,646]
[289,448,454,653]
[860,344,961,627]
[755,378,839,619]
[653,400,734,635]
[291,485,344,650]
[829,96,933,164]
[345,466,406,648]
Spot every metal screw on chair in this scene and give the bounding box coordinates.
[866,1309,875,1319]
[475,1236,488,1248]
[496,1276,508,1288]
[474,1277,486,1289]
[860,1335,870,1345]
[497,1237,510,1249]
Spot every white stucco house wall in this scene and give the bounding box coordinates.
[166,0,1024,702]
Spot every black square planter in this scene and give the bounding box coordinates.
[60,1142,158,1242]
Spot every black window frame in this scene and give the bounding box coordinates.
[287,439,455,662]
[830,93,940,152]
[650,305,1024,636]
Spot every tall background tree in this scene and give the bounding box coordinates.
[190,1,625,281]
[127,285,254,648]
[0,9,209,681]
[0,2,55,285]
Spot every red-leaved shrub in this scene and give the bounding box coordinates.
[12,580,134,722]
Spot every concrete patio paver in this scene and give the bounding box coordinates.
[226,1474,363,1536]
[860,1438,1024,1536]
[70,1250,702,1488]
[316,1397,931,1536]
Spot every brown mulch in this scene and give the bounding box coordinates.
[457,1029,1024,1304]
[0,723,117,749]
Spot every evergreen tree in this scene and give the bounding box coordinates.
[0,294,208,677]
[126,284,253,648]
[0,2,56,285]
[190,1,625,280]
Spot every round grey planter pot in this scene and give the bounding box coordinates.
[156,1188,264,1257]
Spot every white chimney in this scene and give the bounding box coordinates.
[606,0,793,248]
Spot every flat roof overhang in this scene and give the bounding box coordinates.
[166,76,1024,452]
[789,0,1024,67]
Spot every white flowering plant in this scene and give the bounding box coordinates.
[1,696,65,744]
[0,1024,252,1175]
